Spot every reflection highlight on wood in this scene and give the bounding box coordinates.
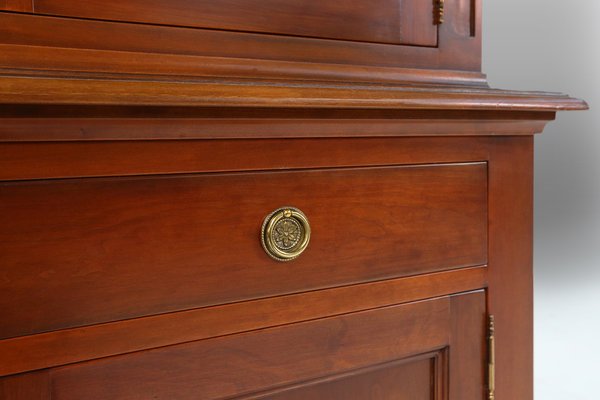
[0,266,486,376]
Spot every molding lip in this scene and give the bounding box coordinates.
[0,75,588,112]
[0,118,553,143]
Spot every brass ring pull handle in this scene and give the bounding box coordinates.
[261,207,311,262]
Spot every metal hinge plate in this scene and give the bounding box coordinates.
[488,315,496,400]
[434,0,445,25]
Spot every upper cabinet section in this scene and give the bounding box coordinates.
[0,0,483,86]
[33,0,439,47]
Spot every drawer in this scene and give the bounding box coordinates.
[12,292,486,400]
[0,163,487,339]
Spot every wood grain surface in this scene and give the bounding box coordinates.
[0,0,481,78]
[43,292,484,400]
[0,44,487,87]
[1,292,484,399]
[0,0,32,11]
[47,297,448,400]
[487,137,535,399]
[0,163,487,339]
[0,266,487,376]
[0,1,583,398]
[251,357,434,400]
[0,136,530,181]
[34,0,437,47]
[0,75,587,110]
[0,371,49,400]
[0,116,552,143]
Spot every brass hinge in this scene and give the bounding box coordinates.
[434,0,445,25]
[488,315,496,400]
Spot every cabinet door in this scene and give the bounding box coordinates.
[0,1,480,78]
[30,292,486,400]
[32,0,438,47]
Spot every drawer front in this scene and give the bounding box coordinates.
[36,292,485,400]
[32,0,438,47]
[0,163,487,339]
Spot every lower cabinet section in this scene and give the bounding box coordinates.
[1,291,486,400]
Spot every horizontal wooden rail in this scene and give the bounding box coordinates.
[0,266,487,376]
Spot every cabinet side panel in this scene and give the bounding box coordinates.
[488,136,534,400]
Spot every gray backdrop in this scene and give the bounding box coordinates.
[483,1,599,399]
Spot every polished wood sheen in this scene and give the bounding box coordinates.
[0,0,32,11]
[47,292,484,400]
[487,137,535,399]
[0,43,487,86]
[0,267,487,376]
[0,0,482,78]
[258,358,434,400]
[0,0,586,399]
[0,163,487,339]
[0,76,586,110]
[0,372,49,400]
[34,0,438,47]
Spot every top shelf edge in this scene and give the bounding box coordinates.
[0,75,589,113]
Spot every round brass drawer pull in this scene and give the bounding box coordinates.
[261,207,311,262]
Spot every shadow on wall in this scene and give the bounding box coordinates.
[484,0,600,285]
[483,1,600,399]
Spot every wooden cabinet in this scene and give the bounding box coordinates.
[0,1,586,399]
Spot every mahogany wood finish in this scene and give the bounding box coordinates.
[257,358,435,400]
[0,163,487,339]
[0,0,32,11]
[0,0,586,399]
[0,267,487,377]
[0,0,482,79]
[34,0,439,47]
[1,136,498,180]
[487,137,535,400]
[0,75,586,110]
[0,371,49,400]
[50,292,484,400]
[0,110,555,143]
[0,43,487,87]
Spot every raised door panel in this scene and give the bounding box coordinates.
[43,292,485,400]
[253,358,434,400]
[32,0,438,47]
